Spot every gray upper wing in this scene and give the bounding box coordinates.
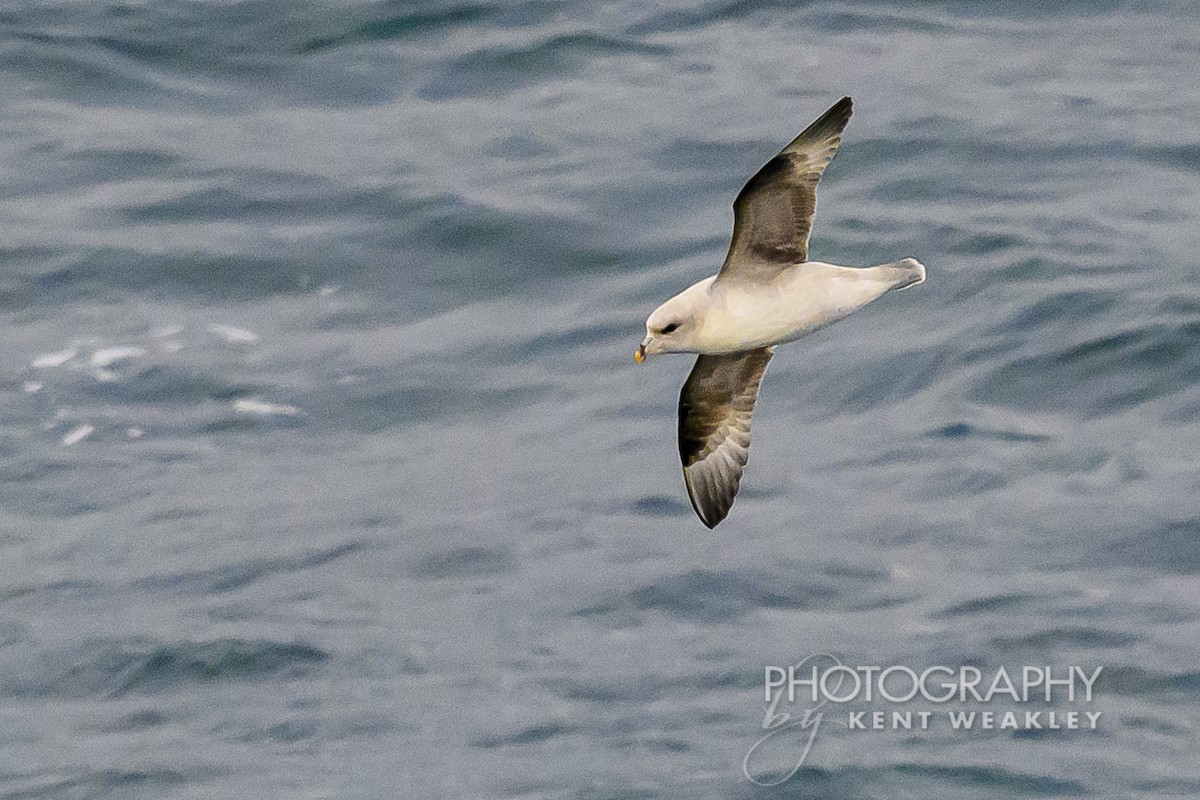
[716,96,853,285]
[677,347,774,528]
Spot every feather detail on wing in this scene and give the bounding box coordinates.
[717,96,853,284]
[677,347,774,528]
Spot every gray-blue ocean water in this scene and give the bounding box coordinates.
[2,0,1199,797]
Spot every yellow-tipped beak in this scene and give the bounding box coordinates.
[634,345,646,363]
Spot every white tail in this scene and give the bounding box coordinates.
[885,257,926,291]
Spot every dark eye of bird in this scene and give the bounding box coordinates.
[661,322,680,334]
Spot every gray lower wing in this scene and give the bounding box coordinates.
[677,348,774,528]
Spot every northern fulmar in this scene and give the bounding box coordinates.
[635,96,926,528]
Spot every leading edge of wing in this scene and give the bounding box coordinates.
[717,96,853,282]
[677,347,774,527]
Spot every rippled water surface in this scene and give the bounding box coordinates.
[2,1,1200,798]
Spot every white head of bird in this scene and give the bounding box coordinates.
[634,278,714,362]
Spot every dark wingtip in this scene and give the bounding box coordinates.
[682,468,728,529]
[831,95,853,121]
[685,485,712,528]
[788,96,854,147]
[695,499,720,529]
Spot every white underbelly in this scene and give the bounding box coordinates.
[697,262,898,353]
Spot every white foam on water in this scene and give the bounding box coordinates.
[32,348,78,369]
[233,398,300,417]
[209,324,260,343]
[61,424,94,446]
[90,346,146,368]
